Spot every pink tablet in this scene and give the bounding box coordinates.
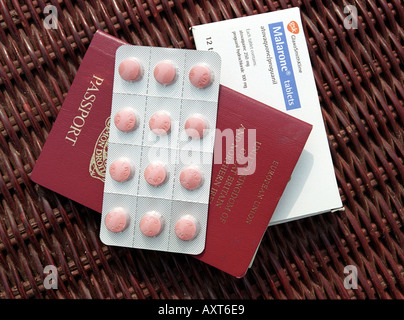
[144,163,167,186]
[149,111,171,135]
[109,158,134,182]
[189,64,213,88]
[174,215,199,241]
[139,211,164,237]
[154,60,177,85]
[118,58,143,82]
[105,207,129,233]
[114,108,137,132]
[185,115,208,139]
[179,166,203,190]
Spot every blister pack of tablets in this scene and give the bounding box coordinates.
[99,45,221,254]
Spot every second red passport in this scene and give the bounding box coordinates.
[31,31,312,277]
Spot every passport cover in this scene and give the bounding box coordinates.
[194,86,311,277]
[31,31,312,277]
[31,31,126,212]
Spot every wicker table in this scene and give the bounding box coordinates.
[0,0,403,299]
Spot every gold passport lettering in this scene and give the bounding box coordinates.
[210,124,263,224]
[219,142,261,224]
[220,171,247,224]
[245,160,279,224]
[65,75,105,146]
[89,117,110,182]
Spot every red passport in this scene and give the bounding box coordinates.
[31,31,312,277]
[31,31,126,212]
[195,86,312,277]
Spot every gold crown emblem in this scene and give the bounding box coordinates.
[89,117,110,182]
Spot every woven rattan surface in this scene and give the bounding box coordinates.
[0,0,403,299]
